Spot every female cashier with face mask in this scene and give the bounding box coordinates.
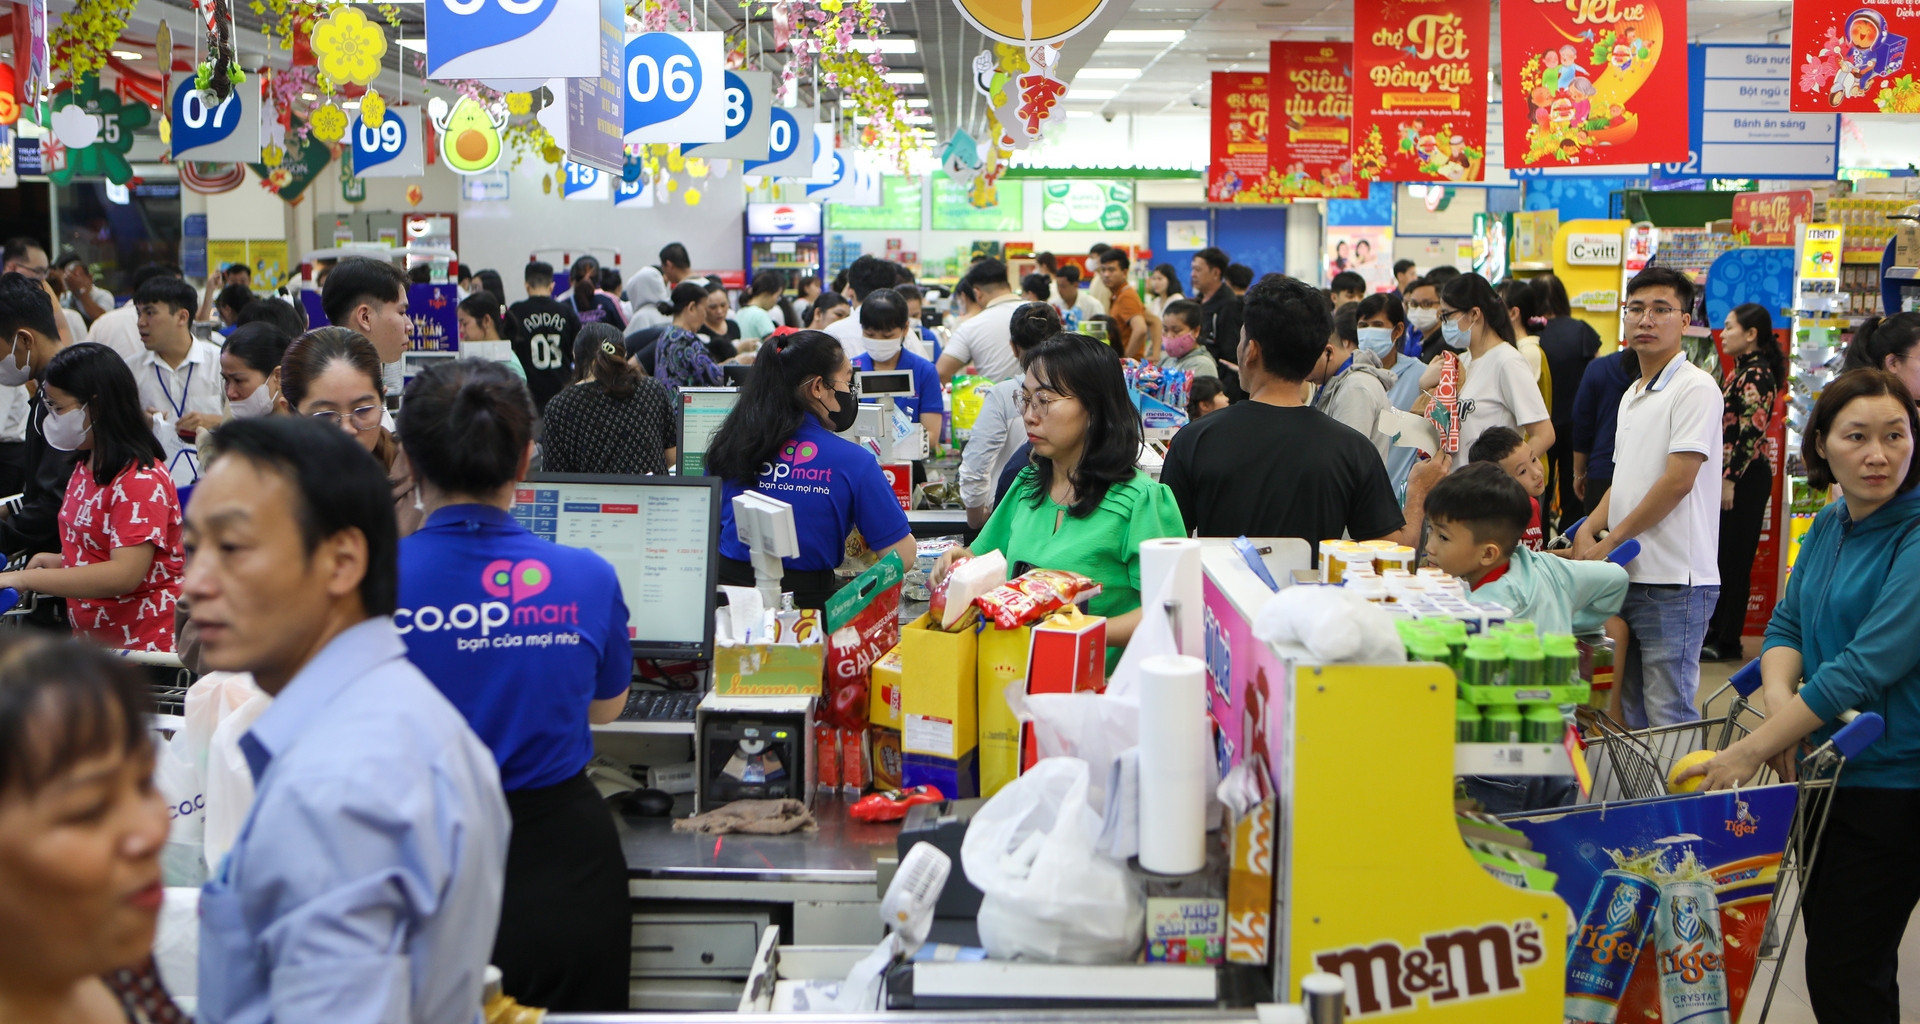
[853,288,946,453]
[219,322,292,419]
[394,359,634,1012]
[708,330,916,611]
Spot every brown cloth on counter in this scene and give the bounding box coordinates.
[672,798,819,835]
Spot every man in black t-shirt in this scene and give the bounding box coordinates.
[1163,273,1433,559]
[508,261,580,409]
[1190,247,1245,400]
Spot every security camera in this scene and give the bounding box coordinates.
[1103,110,1115,123]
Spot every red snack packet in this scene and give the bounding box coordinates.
[815,724,841,790]
[848,785,946,823]
[974,569,1102,630]
[842,727,871,793]
[823,554,904,731]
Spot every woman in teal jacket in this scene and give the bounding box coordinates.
[1682,369,1920,1023]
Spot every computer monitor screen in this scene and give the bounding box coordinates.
[512,474,720,660]
[677,387,737,477]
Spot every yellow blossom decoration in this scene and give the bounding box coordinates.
[311,7,389,88]
[360,90,387,127]
[261,144,286,168]
[505,92,533,116]
[310,104,348,142]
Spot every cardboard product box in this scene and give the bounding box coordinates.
[1225,797,1276,965]
[870,727,904,790]
[976,624,1031,799]
[711,639,826,697]
[1146,897,1227,965]
[870,648,905,730]
[897,613,979,799]
[1019,611,1106,770]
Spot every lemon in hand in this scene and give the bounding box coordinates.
[1668,749,1717,793]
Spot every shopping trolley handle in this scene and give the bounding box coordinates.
[1831,710,1885,760]
[1729,658,1763,698]
[0,587,19,616]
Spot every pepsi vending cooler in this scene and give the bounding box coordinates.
[745,202,824,288]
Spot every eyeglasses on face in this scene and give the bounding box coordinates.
[309,405,383,431]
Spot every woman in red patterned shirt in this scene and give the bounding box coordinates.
[0,343,184,652]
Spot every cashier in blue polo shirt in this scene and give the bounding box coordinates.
[709,328,916,611]
[852,287,946,450]
[394,359,632,1013]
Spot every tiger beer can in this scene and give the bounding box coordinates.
[1565,869,1660,1023]
[1654,879,1730,1024]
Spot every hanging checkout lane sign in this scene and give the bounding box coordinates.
[170,78,263,163]
[564,0,627,174]
[424,0,602,81]
[351,106,426,178]
[682,70,773,161]
[744,104,816,179]
[623,32,726,144]
[1686,45,1838,178]
[561,160,613,201]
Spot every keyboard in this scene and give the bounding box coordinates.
[619,688,701,722]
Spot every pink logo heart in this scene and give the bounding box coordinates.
[481,558,552,602]
[789,440,818,465]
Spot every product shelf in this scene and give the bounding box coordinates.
[1453,742,1576,777]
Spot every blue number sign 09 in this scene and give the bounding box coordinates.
[353,110,409,173]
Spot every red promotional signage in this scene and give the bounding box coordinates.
[1791,4,1920,112]
[1500,0,1688,168]
[1208,71,1279,202]
[1731,190,1814,246]
[1350,0,1488,183]
[1266,42,1365,199]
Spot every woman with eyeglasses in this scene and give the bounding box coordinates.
[932,333,1187,672]
[1420,273,1554,471]
[706,330,915,611]
[277,327,422,536]
[0,344,185,652]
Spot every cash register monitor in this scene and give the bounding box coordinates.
[676,387,737,477]
[511,474,721,660]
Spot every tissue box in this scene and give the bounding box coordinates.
[712,640,825,697]
[1147,897,1227,965]
[1025,611,1106,696]
[976,624,1030,798]
[1225,797,1276,965]
[898,613,979,799]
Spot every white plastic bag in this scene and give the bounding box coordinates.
[153,887,201,1001]
[151,729,204,887]
[961,757,1144,963]
[1252,585,1406,664]
[203,687,270,873]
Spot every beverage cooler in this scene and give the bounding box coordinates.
[745,202,824,287]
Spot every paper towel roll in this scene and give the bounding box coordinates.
[1140,537,1203,657]
[1137,653,1208,875]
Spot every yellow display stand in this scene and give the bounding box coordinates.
[1551,219,1629,353]
[1281,662,1566,1020]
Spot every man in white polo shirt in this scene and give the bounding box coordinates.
[936,259,1023,383]
[1573,266,1721,728]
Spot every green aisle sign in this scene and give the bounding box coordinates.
[931,172,1022,231]
[830,176,924,230]
[1041,180,1133,231]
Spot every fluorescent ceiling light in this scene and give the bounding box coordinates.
[884,71,925,84]
[906,98,929,107]
[1104,29,1187,43]
[300,92,317,100]
[111,49,142,60]
[397,38,426,53]
[848,38,918,54]
[1075,68,1141,79]
[1066,89,1118,101]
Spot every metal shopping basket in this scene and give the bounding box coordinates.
[1574,659,1885,1024]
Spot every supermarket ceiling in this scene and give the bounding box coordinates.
[55,0,1798,148]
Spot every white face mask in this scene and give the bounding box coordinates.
[43,404,89,452]
[866,334,903,361]
[1358,327,1396,361]
[1408,307,1439,333]
[230,383,276,419]
[0,334,31,387]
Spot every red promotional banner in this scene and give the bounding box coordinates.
[1208,71,1281,203]
[1732,191,1814,246]
[1791,3,1920,112]
[1266,42,1365,199]
[1500,0,1688,168]
[1350,0,1487,183]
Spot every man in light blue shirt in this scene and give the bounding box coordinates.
[182,416,509,1024]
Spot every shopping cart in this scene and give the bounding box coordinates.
[1574,659,1885,1023]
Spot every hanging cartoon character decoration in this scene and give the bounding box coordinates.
[1832,9,1908,105]
[427,95,505,174]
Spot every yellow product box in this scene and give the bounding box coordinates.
[870,647,905,730]
[897,613,979,799]
[976,624,1031,799]
[711,639,825,697]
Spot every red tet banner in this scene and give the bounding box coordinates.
[1208,71,1281,202]
[1791,4,1919,112]
[1350,0,1487,182]
[1500,0,1688,168]
[1266,42,1365,199]
[1732,190,1814,246]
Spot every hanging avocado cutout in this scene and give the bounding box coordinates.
[427,95,507,174]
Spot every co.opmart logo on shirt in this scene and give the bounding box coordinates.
[396,556,582,645]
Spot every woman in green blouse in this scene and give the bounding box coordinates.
[934,332,1186,666]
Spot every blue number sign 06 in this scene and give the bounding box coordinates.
[624,33,702,135]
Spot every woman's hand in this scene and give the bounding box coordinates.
[931,546,973,585]
[25,552,61,571]
[1678,743,1766,792]
[1722,478,1736,511]
[1573,473,1587,502]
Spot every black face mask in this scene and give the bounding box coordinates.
[827,387,859,433]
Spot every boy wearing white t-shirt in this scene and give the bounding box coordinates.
[1573,267,1721,728]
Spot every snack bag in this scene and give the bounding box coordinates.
[823,553,905,730]
[975,568,1102,630]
